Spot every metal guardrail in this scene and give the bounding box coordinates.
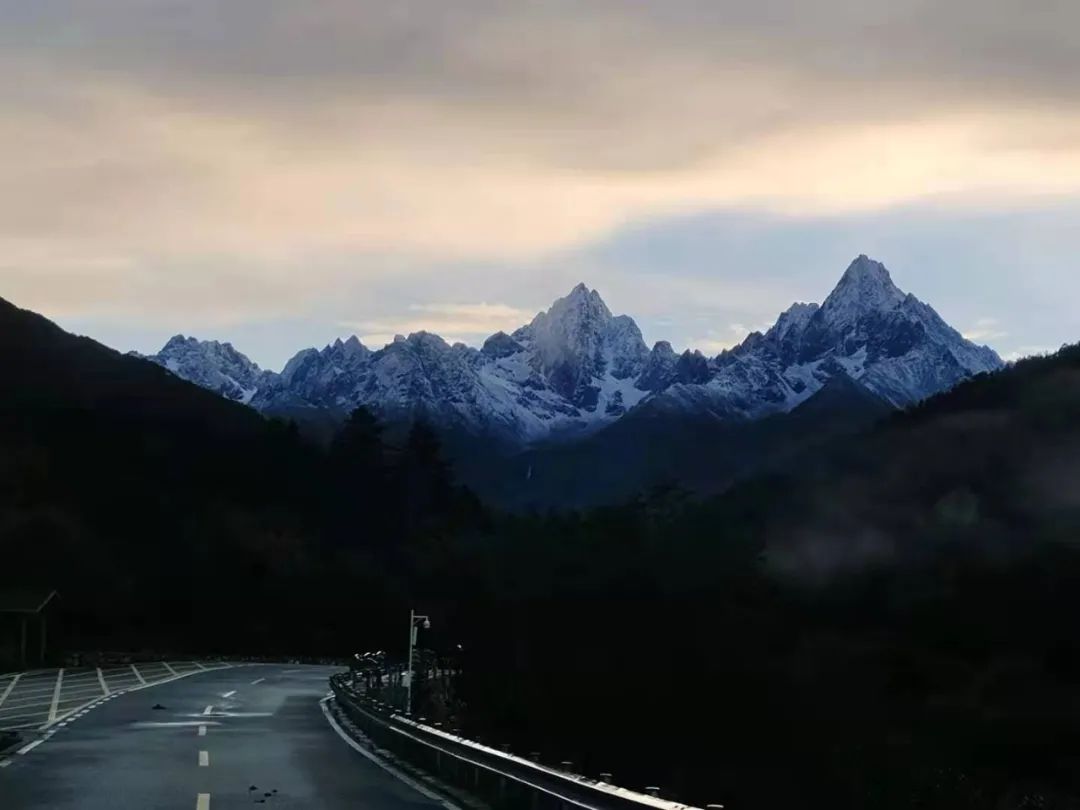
[329,673,711,810]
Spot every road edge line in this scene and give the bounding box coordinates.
[319,696,461,810]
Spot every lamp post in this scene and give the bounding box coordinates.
[406,610,430,715]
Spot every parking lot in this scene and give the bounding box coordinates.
[0,661,226,730]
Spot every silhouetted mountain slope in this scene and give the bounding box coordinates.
[0,297,265,434]
[468,373,893,510]
[0,297,479,660]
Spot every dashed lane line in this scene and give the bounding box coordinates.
[250,678,265,685]
[47,669,64,723]
[221,690,236,699]
[199,750,209,767]
[198,724,207,736]
[130,664,147,685]
[203,705,214,716]
[196,793,211,810]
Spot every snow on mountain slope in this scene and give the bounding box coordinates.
[647,255,1003,418]
[143,256,1003,444]
[139,335,273,404]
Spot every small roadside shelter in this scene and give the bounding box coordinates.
[0,589,60,669]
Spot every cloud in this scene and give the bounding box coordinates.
[2,0,1079,364]
[4,0,1080,289]
[1003,346,1057,362]
[963,317,1009,342]
[340,301,535,348]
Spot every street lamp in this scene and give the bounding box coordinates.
[406,610,431,715]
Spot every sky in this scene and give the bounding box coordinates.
[1,1,1078,370]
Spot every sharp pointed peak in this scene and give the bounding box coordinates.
[839,254,894,284]
[823,254,905,314]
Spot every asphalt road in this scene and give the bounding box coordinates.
[0,664,448,810]
[0,662,227,730]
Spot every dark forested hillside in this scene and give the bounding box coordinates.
[465,372,894,510]
[0,297,481,659]
[4,296,1080,809]
[438,345,1080,810]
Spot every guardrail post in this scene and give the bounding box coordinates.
[599,772,614,783]
[529,751,541,762]
[646,786,662,798]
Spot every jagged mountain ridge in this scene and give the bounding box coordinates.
[142,256,1004,443]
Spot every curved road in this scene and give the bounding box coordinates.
[0,664,447,809]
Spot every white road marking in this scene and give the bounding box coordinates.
[318,698,460,809]
[199,750,209,767]
[221,690,236,699]
[36,663,234,732]
[16,739,44,755]
[250,678,265,685]
[203,705,214,715]
[97,668,109,695]
[130,664,147,685]
[0,758,11,768]
[162,662,178,676]
[47,670,64,723]
[198,724,207,736]
[196,793,211,810]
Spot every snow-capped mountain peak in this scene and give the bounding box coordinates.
[511,284,649,410]
[820,254,906,324]
[141,334,271,405]
[142,256,1004,445]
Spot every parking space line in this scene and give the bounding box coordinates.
[0,697,60,711]
[0,683,62,698]
[162,662,178,676]
[97,668,109,695]
[0,711,54,722]
[16,739,44,755]
[130,664,147,685]
[47,670,64,723]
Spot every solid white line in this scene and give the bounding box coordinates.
[196,793,211,810]
[199,750,209,767]
[97,669,109,696]
[47,670,64,723]
[318,698,459,809]
[203,705,214,715]
[16,739,44,755]
[221,690,236,699]
[198,724,207,736]
[162,662,178,676]
[130,664,147,685]
[250,678,265,685]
